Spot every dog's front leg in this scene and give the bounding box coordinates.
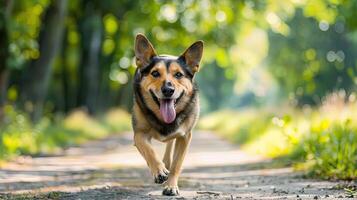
[163,132,192,196]
[163,139,175,169]
[134,132,169,184]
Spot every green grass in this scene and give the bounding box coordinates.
[198,109,276,144]
[0,106,131,160]
[299,120,357,180]
[199,100,357,180]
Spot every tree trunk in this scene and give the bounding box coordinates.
[0,0,13,120]
[0,12,8,107]
[22,0,67,121]
[60,29,71,113]
[77,10,102,114]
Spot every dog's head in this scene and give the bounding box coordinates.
[134,34,203,124]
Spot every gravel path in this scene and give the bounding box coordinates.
[0,131,353,199]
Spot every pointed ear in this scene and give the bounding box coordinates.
[135,34,157,68]
[180,41,203,73]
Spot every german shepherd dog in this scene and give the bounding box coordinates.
[132,34,203,196]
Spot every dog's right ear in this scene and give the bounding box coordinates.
[179,41,203,74]
[135,34,157,68]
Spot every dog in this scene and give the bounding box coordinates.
[132,33,203,196]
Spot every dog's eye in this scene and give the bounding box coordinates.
[151,71,160,78]
[174,72,183,79]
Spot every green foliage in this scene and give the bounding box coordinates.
[199,108,304,157]
[0,106,131,160]
[7,0,49,69]
[0,105,37,157]
[198,109,273,144]
[2,0,357,113]
[268,9,357,105]
[197,62,236,112]
[299,120,357,180]
[344,187,357,198]
[200,95,357,180]
[103,108,132,132]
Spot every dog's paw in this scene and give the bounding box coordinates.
[153,166,169,184]
[162,185,179,196]
[154,172,168,184]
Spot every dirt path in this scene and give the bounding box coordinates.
[0,131,352,199]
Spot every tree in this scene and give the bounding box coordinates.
[76,4,102,114]
[268,9,357,105]
[0,0,13,120]
[21,0,67,121]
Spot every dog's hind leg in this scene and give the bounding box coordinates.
[163,132,192,196]
[163,139,175,170]
[134,132,169,184]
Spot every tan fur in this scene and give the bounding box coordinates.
[163,139,175,169]
[132,34,203,196]
[133,67,199,193]
[133,101,198,194]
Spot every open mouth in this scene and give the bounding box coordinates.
[149,90,184,124]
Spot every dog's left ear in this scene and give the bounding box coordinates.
[135,34,157,68]
[179,41,203,73]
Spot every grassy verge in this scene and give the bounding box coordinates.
[198,96,357,180]
[0,105,131,161]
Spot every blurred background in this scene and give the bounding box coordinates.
[0,0,356,180]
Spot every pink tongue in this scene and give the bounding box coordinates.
[159,99,176,124]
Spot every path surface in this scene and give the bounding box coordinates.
[0,131,351,199]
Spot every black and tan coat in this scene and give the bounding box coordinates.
[132,34,203,196]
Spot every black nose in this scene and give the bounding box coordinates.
[161,82,175,97]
